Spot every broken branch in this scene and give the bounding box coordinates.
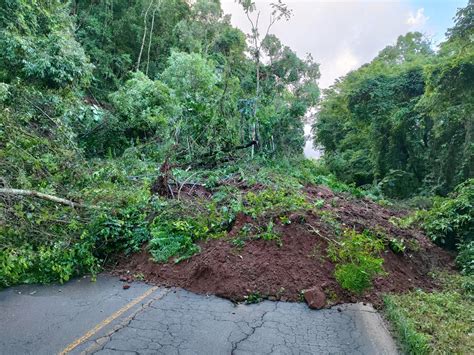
[0,188,90,208]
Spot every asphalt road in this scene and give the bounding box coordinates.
[0,274,398,355]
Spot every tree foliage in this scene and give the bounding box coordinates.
[315,17,473,197]
[0,0,320,286]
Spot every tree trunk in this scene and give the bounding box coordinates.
[0,188,89,208]
[136,0,154,72]
[146,2,159,75]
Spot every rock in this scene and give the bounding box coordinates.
[123,284,130,290]
[303,287,326,309]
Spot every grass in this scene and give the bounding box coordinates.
[384,273,473,354]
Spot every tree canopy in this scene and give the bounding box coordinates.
[314,4,473,197]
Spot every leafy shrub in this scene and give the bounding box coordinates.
[0,1,93,88]
[256,221,282,246]
[421,179,473,249]
[379,169,418,199]
[89,208,150,258]
[389,238,406,254]
[0,235,98,288]
[421,179,473,273]
[328,229,385,293]
[456,242,474,275]
[244,292,263,304]
[109,72,178,144]
[149,220,203,263]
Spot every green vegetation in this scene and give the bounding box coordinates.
[315,7,473,198]
[0,9,472,355]
[385,273,474,354]
[420,179,474,274]
[309,6,474,342]
[0,2,473,350]
[328,230,385,294]
[0,0,322,286]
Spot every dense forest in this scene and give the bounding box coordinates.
[1,0,320,281]
[0,1,473,352]
[313,3,473,265]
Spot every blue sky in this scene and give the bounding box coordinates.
[409,0,467,42]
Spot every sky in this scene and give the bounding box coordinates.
[220,0,467,158]
[221,0,468,89]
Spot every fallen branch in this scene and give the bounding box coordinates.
[177,172,198,201]
[0,188,90,208]
[306,223,342,246]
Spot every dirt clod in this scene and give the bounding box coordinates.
[303,287,326,309]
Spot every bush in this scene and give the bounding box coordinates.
[379,169,418,199]
[147,198,230,263]
[0,235,98,288]
[421,179,473,273]
[328,229,385,293]
[457,242,474,275]
[149,220,204,263]
[109,72,178,144]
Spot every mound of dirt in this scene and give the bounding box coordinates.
[114,185,454,308]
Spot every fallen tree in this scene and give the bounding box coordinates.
[0,188,89,208]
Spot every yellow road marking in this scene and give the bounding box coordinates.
[59,286,159,355]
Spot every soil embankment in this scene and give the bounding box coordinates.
[115,185,454,307]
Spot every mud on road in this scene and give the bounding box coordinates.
[115,185,453,307]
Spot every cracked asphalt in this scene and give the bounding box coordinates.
[0,275,398,355]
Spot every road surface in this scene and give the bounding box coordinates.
[0,274,398,354]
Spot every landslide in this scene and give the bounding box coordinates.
[114,181,454,307]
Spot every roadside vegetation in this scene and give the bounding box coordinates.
[312,1,473,349]
[0,0,472,352]
[385,273,473,354]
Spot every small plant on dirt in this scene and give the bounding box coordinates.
[314,198,325,209]
[328,229,385,294]
[134,272,145,281]
[231,238,245,249]
[279,215,291,225]
[389,238,406,254]
[389,213,419,229]
[276,287,286,299]
[298,291,305,302]
[318,210,342,236]
[308,243,325,262]
[244,292,263,304]
[257,221,282,246]
[244,189,309,219]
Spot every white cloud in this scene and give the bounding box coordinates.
[407,8,429,27]
[319,46,360,88]
[221,1,431,89]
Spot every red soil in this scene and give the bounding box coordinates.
[114,185,454,307]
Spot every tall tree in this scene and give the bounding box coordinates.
[237,0,292,157]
